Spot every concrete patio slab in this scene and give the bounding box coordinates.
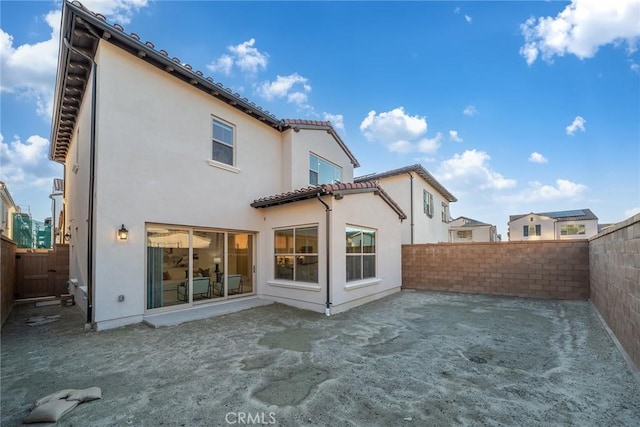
[2,291,639,426]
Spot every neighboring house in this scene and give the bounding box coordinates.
[49,1,407,330]
[448,216,498,243]
[355,164,456,244]
[0,181,18,239]
[508,209,599,241]
[50,178,64,245]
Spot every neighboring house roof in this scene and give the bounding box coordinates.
[251,182,407,220]
[509,209,598,223]
[450,216,493,228]
[354,164,457,202]
[50,1,358,167]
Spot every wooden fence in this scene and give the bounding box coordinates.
[1,243,69,326]
[1,235,17,325]
[15,245,69,299]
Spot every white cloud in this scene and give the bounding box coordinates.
[1,1,149,119]
[207,38,268,76]
[323,113,344,131]
[624,207,640,218]
[360,107,442,154]
[465,15,472,23]
[631,62,640,73]
[0,133,60,190]
[449,130,463,143]
[463,105,478,116]
[566,115,586,135]
[256,73,311,108]
[520,0,640,65]
[80,0,148,25]
[0,11,60,118]
[501,179,588,203]
[454,7,461,14]
[528,152,548,163]
[528,179,588,200]
[207,54,233,76]
[437,149,517,191]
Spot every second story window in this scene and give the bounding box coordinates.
[423,190,434,218]
[309,153,342,185]
[212,119,234,166]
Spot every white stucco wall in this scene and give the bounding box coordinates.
[509,214,598,241]
[329,192,403,313]
[286,128,355,190]
[258,192,402,315]
[509,215,556,241]
[65,41,369,329]
[375,174,449,244]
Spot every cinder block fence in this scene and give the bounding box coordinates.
[402,240,590,300]
[590,215,640,371]
[402,214,639,371]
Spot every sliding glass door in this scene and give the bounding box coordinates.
[146,225,255,310]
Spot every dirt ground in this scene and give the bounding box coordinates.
[2,291,639,426]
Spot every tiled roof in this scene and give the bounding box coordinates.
[509,209,598,223]
[50,2,359,167]
[355,164,457,202]
[282,119,359,167]
[450,216,492,227]
[251,182,406,219]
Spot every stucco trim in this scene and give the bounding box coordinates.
[344,278,381,290]
[206,159,241,174]
[267,280,322,292]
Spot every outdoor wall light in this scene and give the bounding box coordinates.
[117,224,129,241]
[64,232,71,242]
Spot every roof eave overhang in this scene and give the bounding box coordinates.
[50,0,283,163]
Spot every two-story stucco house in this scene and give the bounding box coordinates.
[448,216,498,243]
[508,209,599,241]
[355,164,456,244]
[49,1,408,330]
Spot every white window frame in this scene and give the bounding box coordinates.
[423,190,434,218]
[274,225,319,283]
[211,117,235,167]
[346,226,376,282]
[560,224,586,236]
[309,153,342,185]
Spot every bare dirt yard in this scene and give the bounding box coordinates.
[2,291,639,426]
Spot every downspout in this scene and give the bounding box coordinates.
[317,193,332,316]
[407,172,414,244]
[63,37,97,326]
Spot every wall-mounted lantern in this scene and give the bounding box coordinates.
[117,224,129,241]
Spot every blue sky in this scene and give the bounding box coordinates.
[2,0,639,237]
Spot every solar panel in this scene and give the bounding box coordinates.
[542,210,585,218]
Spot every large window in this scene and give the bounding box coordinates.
[309,154,342,185]
[523,225,541,237]
[346,226,376,281]
[560,224,586,236]
[274,226,318,282]
[146,225,254,310]
[457,230,472,239]
[423,190,434,217]
[212,119,234,165]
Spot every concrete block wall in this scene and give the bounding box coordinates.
[402,240,590,300]
[589,214,640,370]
